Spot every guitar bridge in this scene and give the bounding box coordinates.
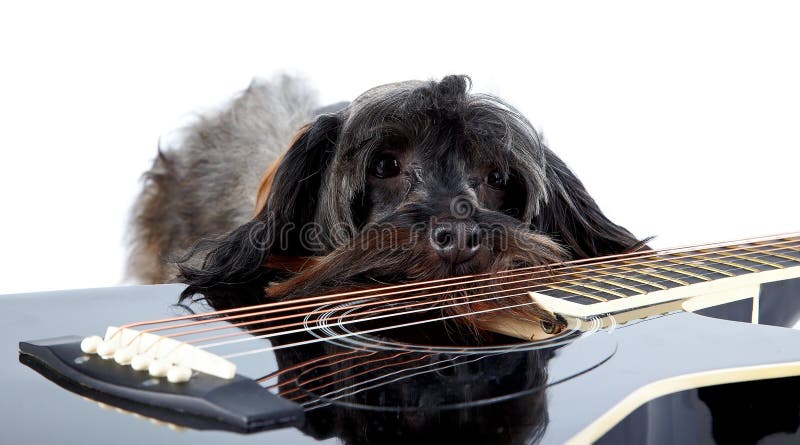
[18,336,304,433]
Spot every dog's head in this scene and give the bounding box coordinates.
[179,75,640,325]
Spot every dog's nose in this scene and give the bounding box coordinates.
[429,221,481,264]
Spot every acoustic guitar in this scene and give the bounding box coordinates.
[14,233,800,444]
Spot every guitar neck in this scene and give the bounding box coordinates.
[531,234,800,320]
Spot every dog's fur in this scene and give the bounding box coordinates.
[127,75,326,283]
[128,75,642,336]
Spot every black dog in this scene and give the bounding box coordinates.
[128,75,642,337]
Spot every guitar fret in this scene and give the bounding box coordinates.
[577,273,648,295]
[600,266,669,293]
[546,284,608,302]
[662,258,734,277]
[533,236,800,309]
[768,243,800,252]
[616,264,688,286]
[725,252,785,269]
[649,262,712,282]
[738,246,800,264]
[571,280,629,299]
[695,252,759,273]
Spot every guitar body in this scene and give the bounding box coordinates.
[10,278,800,444]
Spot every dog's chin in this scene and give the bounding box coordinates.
[449,259,483,276]
[434,250,493,278]
[433,243,562,280]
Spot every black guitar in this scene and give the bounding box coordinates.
[13,233,800,444]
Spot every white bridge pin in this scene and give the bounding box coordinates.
[166,365,192,383]
[80,336,103,354]
[148,359,170,377]
[130,354,151,371]
[113,347,135,365]
[96,340,117,359]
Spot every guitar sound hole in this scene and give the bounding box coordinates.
[283,298,611,413]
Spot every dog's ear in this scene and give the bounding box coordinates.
[534,149,643,259]
[178,113,342,309]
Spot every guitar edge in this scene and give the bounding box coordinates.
[541,311,800,444]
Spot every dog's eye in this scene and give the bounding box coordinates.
[486,170,506,189]
[369,155,402,179]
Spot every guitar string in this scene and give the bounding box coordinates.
[265,351,395,393]
[127,240,800,365]
[100,239,800,368]
[114,239,792,382]
[300,353,497,410]
[291,353,438,404]
[264,324,496,389]
[113,232,800,336]
[114,233,800,374]
[258,336,467,385]
[122,236,800,350]
[186,239,800,345]
[279,337,514,400]
[114,240,656,330]
[300,348,561,412]
[212,254,800,359]
[256,349,374,384]
[284,352,423,399]
[152,232,800,326]
[129,239,800,350]
[298,350,526,410]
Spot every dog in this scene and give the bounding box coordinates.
[128,74,643,340]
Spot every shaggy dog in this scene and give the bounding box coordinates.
[128,74,642,337]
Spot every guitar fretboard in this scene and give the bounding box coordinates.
[530,236,800,317]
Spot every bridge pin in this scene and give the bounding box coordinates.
[96,341,117,359]
[130,354,151,371]
[80,336,103,354]
[114,347,135,365]
[148,359,170,377]
[166,365,192,383]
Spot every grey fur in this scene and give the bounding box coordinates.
[126,75,321,283]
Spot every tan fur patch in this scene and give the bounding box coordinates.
[253,124,311,216]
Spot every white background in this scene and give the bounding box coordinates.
[1,1,798,295]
